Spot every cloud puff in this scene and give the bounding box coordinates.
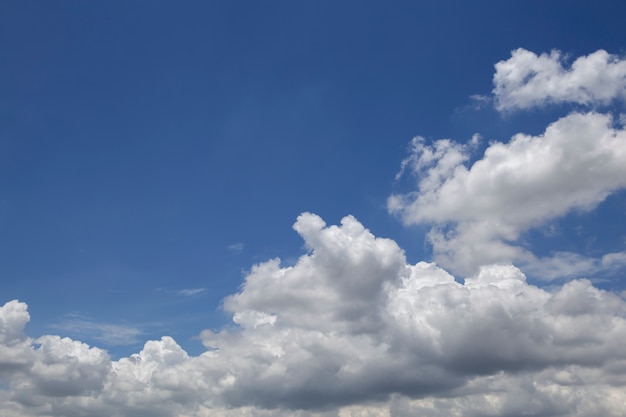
[0,301,111,412]
[2,214,626,416]
[389,111,626,276]
[493,48,626,111]
[0,301,35,376]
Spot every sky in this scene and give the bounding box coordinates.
[2,1,626,416]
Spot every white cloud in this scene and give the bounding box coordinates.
[2,48,626,417]
[0,301,111,411]
[0,301,35,377]
[493,48,626,111]
[2,214,626,416]
[389,111,626,276]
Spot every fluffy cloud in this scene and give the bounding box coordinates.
[389,49,626,277]
[493,48,626,111]
[389,111,626,276]
[2,214,626,416]
[0,301,111,414]
[2,48,626,417]
[0,301,34,376]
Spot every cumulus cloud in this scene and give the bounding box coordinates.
[390,48,626,277]
[493,48,626,111]
[389,111,626,276]
[2,48,626,417]
[2,214,626,416]
[0,301,111,412]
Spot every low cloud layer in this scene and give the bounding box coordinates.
[2,48,626,416]
[2,213,626,416]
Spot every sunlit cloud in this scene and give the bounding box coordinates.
[2,48,626,417]
[493,48,626,111]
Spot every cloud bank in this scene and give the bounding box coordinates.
[2,48,626,416]
[2,213,626,416]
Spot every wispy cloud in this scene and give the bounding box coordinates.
[468,93,492,110]
[50,314,143,346]
[176,288,207,296]
[227,242,245,254]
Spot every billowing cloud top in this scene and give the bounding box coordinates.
[2,48,626,417]
[389,111,626,276]
[389,47,626,277]
[2,212,626,416]
[493,48,626,111]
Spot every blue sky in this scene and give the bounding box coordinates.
[2,2,626,416]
